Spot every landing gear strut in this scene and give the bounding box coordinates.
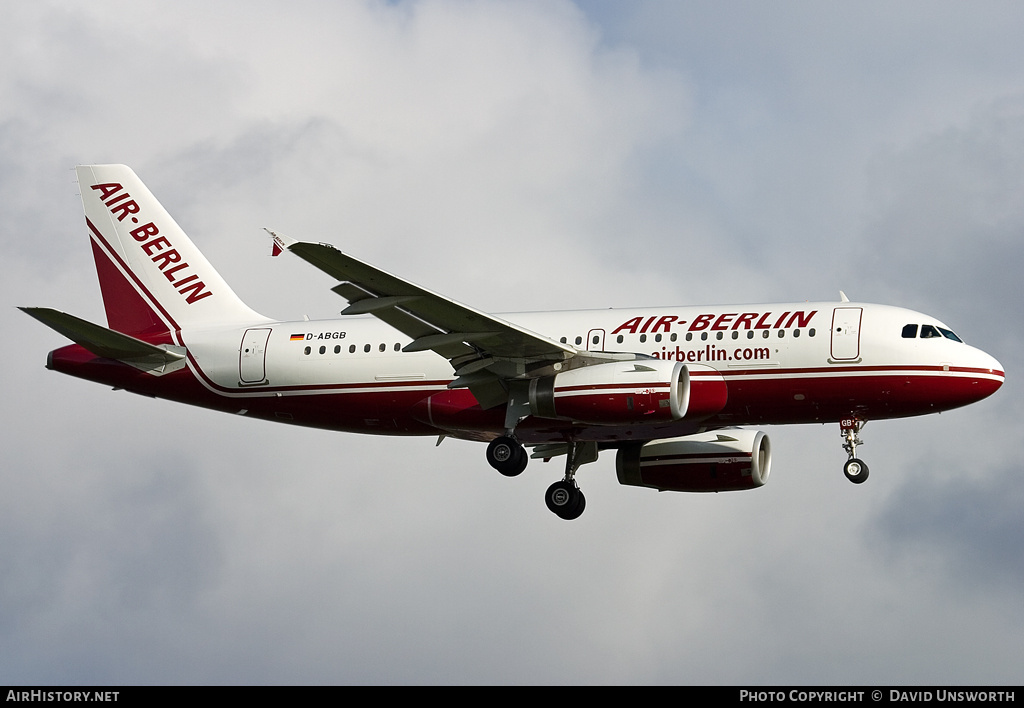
[840,417,869,484]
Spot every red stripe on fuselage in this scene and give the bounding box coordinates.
[710,364,1003,379]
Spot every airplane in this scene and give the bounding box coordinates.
[22,165,1005,520]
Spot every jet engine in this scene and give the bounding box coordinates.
[528,360,728,425]
[527,359,687,425]
[615,429,771,492]
[414,360,729,429]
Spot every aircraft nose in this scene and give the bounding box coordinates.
[967,347,1004,401]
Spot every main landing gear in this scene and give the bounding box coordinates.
[544,441,597,521]
[840,417,869,484]
[484,435,595,520]
[486,435,528,477]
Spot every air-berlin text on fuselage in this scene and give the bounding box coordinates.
[655,344,772,363]
[89,182,213,304]
[612,310,818,335]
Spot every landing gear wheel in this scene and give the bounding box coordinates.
[844,458,869,484]
[487,436,528,477]
[545,480,586,520]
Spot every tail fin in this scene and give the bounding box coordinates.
[76,164,266,338]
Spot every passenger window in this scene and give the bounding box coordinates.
[639,334,647,343]
[304,346,311,355]
[616,334,623,344]
[319,346,326,354]
[349,345,356,353]
[334,345,341,354]
[575,336,582,345]
[902,324,918,339]
[670,333,677,342]
[364,344,371,353]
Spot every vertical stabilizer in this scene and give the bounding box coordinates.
[77,164,267,337]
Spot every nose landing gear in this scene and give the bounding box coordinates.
[840,417,869,484]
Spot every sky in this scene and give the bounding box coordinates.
[2,0,1022,685]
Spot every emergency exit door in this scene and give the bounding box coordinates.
[239,328,272,383]
[830,308,862,361]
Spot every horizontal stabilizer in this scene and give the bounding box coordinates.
[20,307,186,373]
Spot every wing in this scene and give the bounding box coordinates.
[267,230,579,409]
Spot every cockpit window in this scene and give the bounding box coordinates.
[938,327,963,343]
[904,323,964,342]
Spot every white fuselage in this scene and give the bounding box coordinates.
[163,301,1002,443]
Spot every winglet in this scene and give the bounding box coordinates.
[264,228,296,257]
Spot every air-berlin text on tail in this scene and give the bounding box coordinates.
[89,182,213,304]
[612,310,818,334]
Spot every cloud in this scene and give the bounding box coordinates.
[872,461,1024,592]
[861,96,1024,333]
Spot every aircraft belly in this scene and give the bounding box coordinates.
[719,367,996,423]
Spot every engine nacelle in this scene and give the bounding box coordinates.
[615,430,771,492]
[683,363,729,419]
[529,359,688,425]
[413,360,728,429]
